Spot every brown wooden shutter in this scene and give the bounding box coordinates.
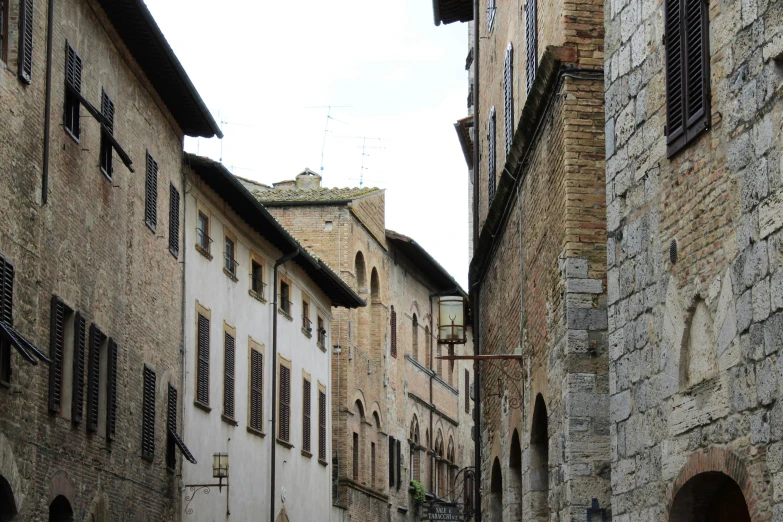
[390,309,397,358]
[389,436,395,486]
[106,338,118,441]
[525,0,538,94]
[48,296,64,413]
[142,365,155,461]
[197,313,209,405]
[169,184,180,258]
[86,325,101,432]
[0,255,13,326]
[396,439,401,488]
[17,0,33,83]
[279,364,290,441]
[100,90,115,178]
[488,108,496,205]
[64,43,82,138]
[504,43,514,154]
[223,332,235,419]
[166,383,177,469]
[144,152,158,231]
[250,349,263,431]
[318,389,326,461]
[71,313,86,424]
[302,378,311,452]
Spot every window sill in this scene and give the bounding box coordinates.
[223,267,238,282]
[247,426,266,438]
[278,309,292,321]
[169,247,179,259]
[195,244,212,260]
[276,438,294,449]
[301,449,313,459]
[145,220,156,234]
[249,289,267,303]
[100,166,112,182]
[317,343,326,353]
[221,414,238,426]
[301,328,312,339]
[194,400,212,413]
[319,458,329,467]
[64,127,80,144]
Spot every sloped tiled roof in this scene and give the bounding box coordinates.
[252,186,380,205]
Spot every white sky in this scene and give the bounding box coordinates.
[144,0,471,288]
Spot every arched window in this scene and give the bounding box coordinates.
[424,325,430,368]
[490,458,503,521]
[509,429,523,519]
[354,252,366,289]
[0,475,17,521]
[352,400,365,483]
[412,314,418,360]
[531,394,549,521]
[669,472,751,522]
[49,495,74,522]
[410,416,421,482]
[435,431,445,497]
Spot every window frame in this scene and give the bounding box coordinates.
[144,151,159,232]
[195,302,211,409]
[301,294,312,337]
[279,277,292,318]
[248,339,265,435]
[249,253,266,301]
[223,230,238,280]
[302,372,312,456]
[277,356,292,445]
[222,322,237,424]
[64,42,82,141]
[196,210,212,258]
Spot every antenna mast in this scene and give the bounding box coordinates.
[305,105,351,174]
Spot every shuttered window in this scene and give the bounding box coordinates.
[465,369,470,413]
[487,0,496,31]
[48,297,70,413]
[390,308,397,358]
[664,0,710,156]
[142,365,156,461]
[166,384,177,469]
[223,331,235,420]
[169,184,180,258]
[389,436,395,486]
[196,313,210,406]
[100,90,115,178]
[64,43,82,139]
[526,0,538,94]
[371,442,376,488]
[0,2,8,64]
[144,152,158,231]
[352,432,359,480]
[249,349,263,431]
[18,0,32,83]
[504,43,514,155]
[278,363,291,442]
[106,338,118,441]
[70,313,86,425]
[488,107,497,205]
[0,254,10,384]
[396,439,401,488]
[302,378,311,453]
[86,325,106,433]
[318,388,327,461]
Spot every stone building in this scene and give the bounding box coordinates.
[239,171,475,521]
[433,0,609,520]
[0,0,220,520]
[180,155,363,521]
[603,0,783,515]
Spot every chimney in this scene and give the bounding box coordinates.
[296,168,322,191]
[272,180,296,189]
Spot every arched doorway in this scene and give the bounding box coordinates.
[49,495,74,522]
[530,394,549,521]
[509,429,522,520]
[0,475,17,521]
[490,458,503,522]
[669,472,751,522]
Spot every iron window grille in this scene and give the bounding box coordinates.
[302,315,312,333]
[250,261,265,295]
[279,298,293,316]
[224,239,238,277]
[196,225,213,255]
[317,317,326,347]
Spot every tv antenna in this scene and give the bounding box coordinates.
[357,137,386,186]
[305,105,351,174]
[218,111,254,163]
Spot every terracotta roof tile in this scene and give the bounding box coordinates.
[252,186,380,203]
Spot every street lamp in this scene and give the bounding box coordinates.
[183,452,230,516]
[437,296,466,344]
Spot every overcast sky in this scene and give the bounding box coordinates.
[144,0,471,288]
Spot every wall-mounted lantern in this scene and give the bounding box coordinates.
[183,452,230,516]
[213,452,229,480]
[438,296,466,344]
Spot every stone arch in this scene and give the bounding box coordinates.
[665,448,759,522]
[530,394,549,521]
[680,296,718,388]
[349,390,367,418]
[0,434,24,516]
[48,471,75,509]
[509,429,522,520]
[369,402,383,432]
[490,457,503,522]
[409,301,421,319]
[355,252,367,290]
[49,495,74,522]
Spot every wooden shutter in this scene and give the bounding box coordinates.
[302,378,311,452]
[144,152,158,231]
[250,349,263,431]
[389,436,395,486]
[48,296,64,413]
[101,90,115,132]
[142,365,156,460]
[197,313,209,405]
[396,439,401,488]
[465,369,470,413]
[504,43,514,154]
[169,184,180,258]
[100,90,115,177]
[17,0,33,83]
[488,108,496,205]
[86,325,101,432]
[371,442,376,488]
[390,309,397,358]
[70,313,86,424]
[526,0,538,94]
[167,383,177,469]
[106,338,118,441]
[223,332,235,419]
[318,389,326,461]
[353,432,359,480]
[0,255,13,326]
[279,364,290,441]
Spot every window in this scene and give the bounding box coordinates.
[412,314,418,360]
[278,361,291,442]
[251,260,265,296]
[437,343,442,375]
[396,439,401,489]
[488,107,497,205]
[302,297,311,335]
[504,43,514,155]
[169,184,180,258]
[64,43,82,140]
[526,0,538,94]
[196,309,210,407]
[18,0,32,82]
[390,307,396,358]
[0,332,8,384]
[142,365,156,461]
[224,237,237,276]
[197,212,211,255]
[48,297,77,418]
[318,385,327,462]
[280,280,291,316]
[223,327,235,421]
[249,346,263,432]
[144,152,158,231]
[487,0,496,31]
[371,441,376,488]
[465,369,470,413]
[99,90,115,179]
[317,315,326,347]
[0,1,8,63]
[352,432,359,480]
[664,0,710,156]
[389,436,395,487]
[166,383,197,466]
[302,377,311,454]
[86,325,109,435]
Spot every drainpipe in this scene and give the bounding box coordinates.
[270,249,299,522]
[41,0,55,204]
[429,296,434,495]
[178,166,189,522]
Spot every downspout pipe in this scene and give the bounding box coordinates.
[178,167,189,522]
[270,249,299,522]
[429,295,435,494]
[41,0,55,204]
